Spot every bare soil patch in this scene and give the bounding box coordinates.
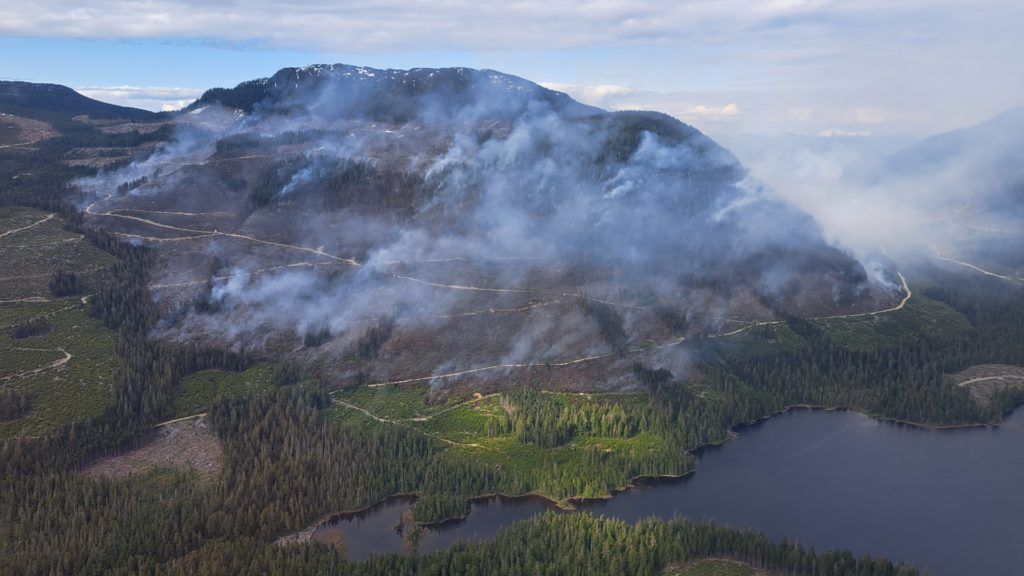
[0,113,57,148]
[946,364,1024,405]
[81,416,223,480]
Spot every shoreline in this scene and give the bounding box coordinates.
[275,493,419,545]
[282,400,1022,545]
[738,403,1002,433]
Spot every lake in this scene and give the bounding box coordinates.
[315,407,1024,576]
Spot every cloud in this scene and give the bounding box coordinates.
[75,85,203,111]
[0,2,822,51]
[540,82,638,107]
[0,1,1012,53]
[2,1,1020,137]
[684,103,741,118]
[539,82,742,130]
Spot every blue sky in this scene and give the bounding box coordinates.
[2,1,1022,139]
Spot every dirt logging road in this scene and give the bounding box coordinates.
[84,187,916,391]
[0,213,55,239]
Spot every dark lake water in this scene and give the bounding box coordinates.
[315,407,1024,576]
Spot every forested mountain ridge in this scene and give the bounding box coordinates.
[0,81,155,121]
[188,63,601,119]
[78,64,895,395]
[1,68,1022,575]
[864,106,1024,219]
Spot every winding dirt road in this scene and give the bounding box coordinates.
[0,297,51,304]
[811,271,913,319]
[0,348,71,382]
[0,213,55,239]
[331,398,488,448]
[154,412,208,427]
[106,207,237,218]
[0,131,55,151]
[956,375,1024,388]
[149,261,319,290]
[334,274,914,448]
[87,198,361,266]
[368,272,912,388]
[403,393,499,422]
[389,272,645,310]
[425,298,566,321]
[0,303,79,331]
[83,186,918,392]
[88,193,645,310]
[934,254,1023,283]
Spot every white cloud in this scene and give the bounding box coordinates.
[76,85,203,111]
[0,1,1018,136]
[544,82,737,115]
[541,82,743,130]
[684,103,741,118]
[540,82,637,107]
[0,2,810,51]
[0,1,1011,52]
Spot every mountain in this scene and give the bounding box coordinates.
[882,106,1024,173]
[79,64,894,390]
[186,64,600,120]
[0,81,155,121]
[870,106,1024,216]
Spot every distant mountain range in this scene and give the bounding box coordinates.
[0,81,154,121]
[881,107,1024,175]
[868,106,1024,216]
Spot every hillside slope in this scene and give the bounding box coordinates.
[77,64,897,391]
[0,81,155,121]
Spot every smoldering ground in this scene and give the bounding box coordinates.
[76,64,904,388]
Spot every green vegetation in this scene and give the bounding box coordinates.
[813,295,971,353]
[2,232,1019,572]
[709,293,971,363]
[0,206,114,300]
[0,298,117,439]
[2,118,1019,574]
[330,385,690,511]
[10,317,52,339]
[166,512,919,576]
[322,268,1024,523]
[664,559,757,576]
[48,269,83,297]
[333,384,455,420]
[0,121,21,144]
[2,378,921,575]
[700,278,1023,426]
[173,363,275,417]
[706,321,807,361]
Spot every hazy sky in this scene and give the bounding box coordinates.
[2,1,1022,139]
